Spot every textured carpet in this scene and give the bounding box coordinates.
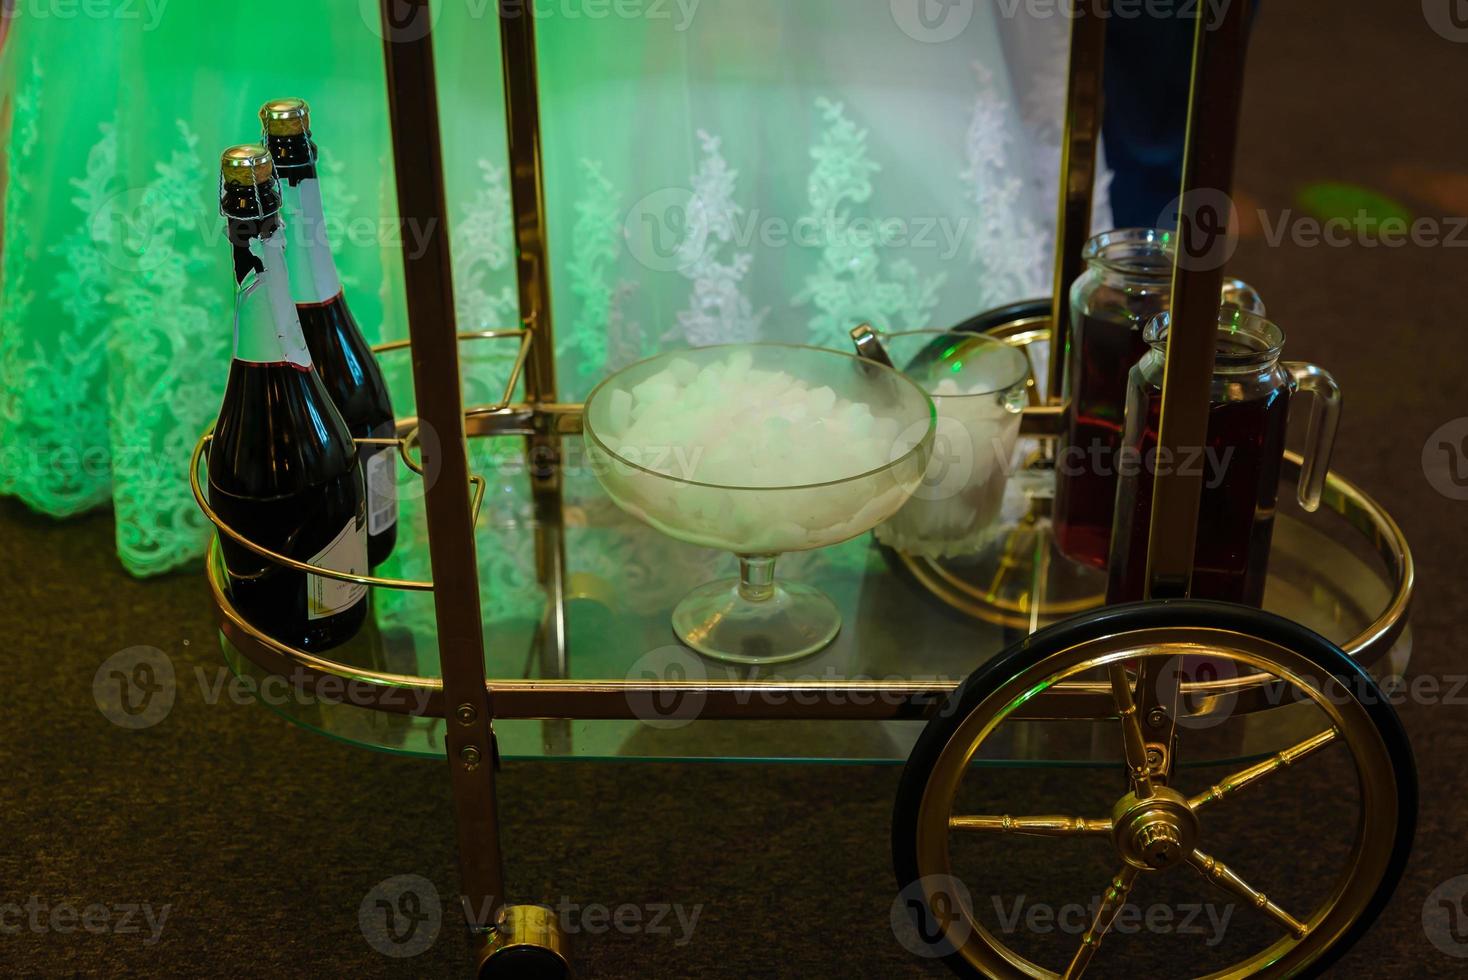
[5,2,1468,977]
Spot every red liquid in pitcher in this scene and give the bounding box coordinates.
[1053,312,1153,568]
[1105,368,1290,606]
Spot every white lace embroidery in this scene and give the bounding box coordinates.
[566,158,625,387]
[104,120,230,576]
[602,280,645,375]
[794,99,944,347]
[0,62,97,514]
[669,130,767,347]
[450,159,519,405]
[963,64,1052,308]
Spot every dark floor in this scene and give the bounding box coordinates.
[5,3,1468,977]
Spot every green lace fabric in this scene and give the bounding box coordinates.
[1,2,1099,596]
[0,8,511,576]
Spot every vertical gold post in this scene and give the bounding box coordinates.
[1047,1,1110,403]
[498,4,557,406]
[497,4,572,727]
[378,0,505,935]
[1144,2,1252,598]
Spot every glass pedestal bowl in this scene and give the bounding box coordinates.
[582,343,935,665]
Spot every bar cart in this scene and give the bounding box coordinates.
[190,2,1416,976]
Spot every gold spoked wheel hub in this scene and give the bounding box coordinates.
[1111,787,1198,872]
[895,609,1414,980]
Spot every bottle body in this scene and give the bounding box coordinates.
[265,99,397,566]
[297,294,397,565]
[210,361,369,649]
[208,144,367,650]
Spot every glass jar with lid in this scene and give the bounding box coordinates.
[1052,228,1264,570]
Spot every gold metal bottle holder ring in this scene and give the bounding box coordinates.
[374,327,537,415]
[190,329,533,592]
[189,428,482,592]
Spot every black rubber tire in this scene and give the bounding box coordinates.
[891,599,1417,979]
[899,297,1053,376]
[951,297,1053,336]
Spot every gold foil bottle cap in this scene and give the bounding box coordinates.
[260,98,311,136]
[220,144,274,186]
[219,144,280,220]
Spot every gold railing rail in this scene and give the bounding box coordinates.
[191,330,529,591]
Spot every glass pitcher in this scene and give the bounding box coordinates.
[1052,228,1265,570]
[1105,309,1342,606]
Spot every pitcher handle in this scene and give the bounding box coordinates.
[1285,362,1342,512]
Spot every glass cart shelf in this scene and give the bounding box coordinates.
[213,444,1411,767]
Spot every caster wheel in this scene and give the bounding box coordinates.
[893,600,1415,978]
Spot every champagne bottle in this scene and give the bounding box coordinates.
[261,98,398,567]
[209,144,368,651]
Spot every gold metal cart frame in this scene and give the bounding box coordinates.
[190,2,1416,975]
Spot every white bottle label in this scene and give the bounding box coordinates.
[366,440,398,537]
[307,517,368,619]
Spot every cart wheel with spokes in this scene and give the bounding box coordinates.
[892,600,1415,978]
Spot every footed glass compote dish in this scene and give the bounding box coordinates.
[583,343,936,665]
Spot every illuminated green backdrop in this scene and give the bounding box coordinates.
[0,1,1097,578]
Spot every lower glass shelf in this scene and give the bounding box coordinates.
[216,443,1411,766]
